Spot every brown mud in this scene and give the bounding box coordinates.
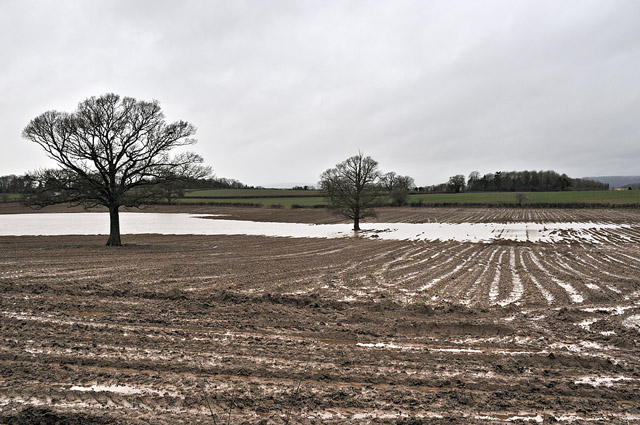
[0,206,639,423]
[2,201,640,224]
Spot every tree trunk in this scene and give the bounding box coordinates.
[353,216,360,231]
[106,204,122,246]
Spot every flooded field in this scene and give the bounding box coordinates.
[0,207,639,423]
[0,211,632,243]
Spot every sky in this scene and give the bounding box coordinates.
[1,0,639,187]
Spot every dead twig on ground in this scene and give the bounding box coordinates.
[284,358,310,424]
[202,378,218,425]
[227,388,236,425]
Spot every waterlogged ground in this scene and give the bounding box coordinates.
[0,206,639,423]
[0,211,631,243]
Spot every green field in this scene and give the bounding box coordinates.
[177,189,640,208]
[6,189,639,208]
[408,190,640,205]
[177,196,326,208]
[184,188,322,198]
[0,193,22,202]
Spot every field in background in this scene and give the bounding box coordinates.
[184,188,323,198]
[4,189,639,208]
[408,190,640,205]
[177,188,640,208]
[177,188,324,208]
[178,196,326,208]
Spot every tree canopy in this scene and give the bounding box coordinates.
[22,93,210,246]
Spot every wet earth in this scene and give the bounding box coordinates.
[0,206,639,423]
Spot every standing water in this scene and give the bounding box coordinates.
[0,212,628,243]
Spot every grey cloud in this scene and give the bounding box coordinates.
[1,0,638,186]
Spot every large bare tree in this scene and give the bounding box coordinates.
[22,93,210,246]
[320,153,382,231]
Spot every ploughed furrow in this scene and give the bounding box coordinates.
[481,246,526,308]
[547,251,628,302]
[3,291,639,420]
[517,250,554,305]
[609,250,640,272]
[463,246,501,306]
[437,246,493,304]
[262,243,350,260]
[521,250,570,304]
[571,250,637,283]
[553,250,627,295]
[601,251,640,272]
[538,250,614,300]
[475,246,521,308]
[414,245,481,294]
[327,243,440,301]
[527,251,585,303]
[382,242,453,274]
[373,243,443,276]
[379,243,459,287]
[496,247,524,307]
[0,265,140,282]
[384,243,472,285]
[268,241,390,296]
[581,228,616,244]
[2,209,640,424]
[488,250,506,304]
[2,295,639,424]
[616,225,640,242]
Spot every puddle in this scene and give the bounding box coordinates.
[309,410,444,420]
[574,376,635,387]
[356,342,419,350]
[0,213,630,243]
[622,315,640,330]
[69,384,181,397]
[505,414,543,423]
[355,341,543,356]
[70,384,142,395]
[578,318,598,330]
[582,306,634,315]
[431,347,484,354]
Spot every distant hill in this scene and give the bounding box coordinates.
[583,176,640,188]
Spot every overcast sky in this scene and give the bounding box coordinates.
[1,0,639,187]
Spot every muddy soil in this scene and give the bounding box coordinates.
[3,201,640,224]
[0,207,639,423]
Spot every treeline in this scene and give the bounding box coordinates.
[0,174,33,193]
[466,170,608,192]
[418,170,609,193]
[0,173,245,194]
[1,170,610,198]
[186,177,245,190]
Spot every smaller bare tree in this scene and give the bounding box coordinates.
[515,192,528,207]
[380,172,415,192]
[320,152,381,231]
[381,172,415,206]
[447,174,466,193]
